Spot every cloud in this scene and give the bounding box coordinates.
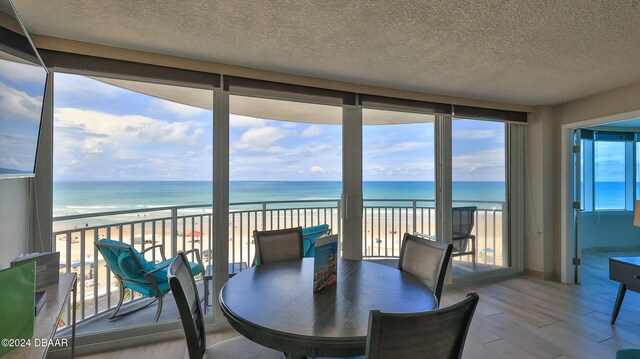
[0,59,46,84]
[55,73,126,99]
[369,141,428,153]
[453,130,497,140]
[301,125,322,137]
[452,148,505,181]
[0,82,43,123]
[233,126,288,151]
[230,114,267,128]
[154,99,208,118]
[310,165,326,174]
[55,107,205,147]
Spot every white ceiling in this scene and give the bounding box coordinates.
[12,0,640,106]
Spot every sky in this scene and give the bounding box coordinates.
[52,72,508,182]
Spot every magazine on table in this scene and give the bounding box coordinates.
[313,234,338,292]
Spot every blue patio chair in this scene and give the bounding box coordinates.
[302,224,331,257]
[95,238,203,322]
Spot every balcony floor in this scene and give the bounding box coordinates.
[57,281,208,337]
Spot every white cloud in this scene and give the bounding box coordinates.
[280,122,297,129]
[55,107,205,147]
[452,148,505,181]
[230,114,267,128]
[0,82,43,123]
[154,99,208,118]
[301,125,322,137]
[310,165,326,174]
[0,59,46,84]
[369,141,428,153]
[453,130,497,140]
[55,74,125,99]
[233,126,288,151]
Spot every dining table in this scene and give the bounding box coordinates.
[219,257,437,358]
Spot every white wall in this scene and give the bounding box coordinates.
[525,106,557,278]
[0,178,30,268]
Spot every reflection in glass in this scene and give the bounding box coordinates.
[0,7,47,177]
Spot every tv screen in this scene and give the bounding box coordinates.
[0,2,47,178]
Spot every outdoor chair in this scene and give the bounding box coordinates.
[365,292,479,359]
[168,252,283,359]
[95,238,203,322]
[253,227,303,265]
[398,233,453,305]
[302,224,331,257]
[452,206,477,263]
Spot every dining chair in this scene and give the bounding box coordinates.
[366,292,479,359]
[398,233,453,306]
[253,227,303,265]
[168,252,283,359]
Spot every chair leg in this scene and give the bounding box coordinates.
[471,237,476,264]
[109,286,126,319]
[153,295,163,323]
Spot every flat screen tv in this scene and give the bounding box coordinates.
[0,0,47,179]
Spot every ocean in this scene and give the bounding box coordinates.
[53,181,507,218]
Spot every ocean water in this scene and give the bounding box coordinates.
[53,181,507,218]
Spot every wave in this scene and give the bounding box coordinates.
[65,205,123,209]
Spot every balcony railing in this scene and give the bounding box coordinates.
[52,198,503,328]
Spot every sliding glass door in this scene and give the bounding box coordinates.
[450,118,508,276]
[228,95,343,264]
[361,109,436,259]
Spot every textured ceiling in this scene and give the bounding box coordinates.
[12,0,640,106]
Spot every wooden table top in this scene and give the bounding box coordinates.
[219,258,437,357]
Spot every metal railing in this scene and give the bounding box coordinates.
[363,199,504,265]
[53,198,503,327]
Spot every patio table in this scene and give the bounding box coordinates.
[219,258,437,358]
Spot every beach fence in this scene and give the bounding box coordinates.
[52,198,503,329]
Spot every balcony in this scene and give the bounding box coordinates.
[52,198,504,336]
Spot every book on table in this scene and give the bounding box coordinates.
[313,234,338,292]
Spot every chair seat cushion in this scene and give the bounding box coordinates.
[200,336,283,359]
[617,349,640,359]
[123,279,170,298]
[151,259,202,283]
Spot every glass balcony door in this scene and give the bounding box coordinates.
[228,95,343,264]
[361,109,437,259]
[450,118,507,276]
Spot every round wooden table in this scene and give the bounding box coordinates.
[219,258,437,357]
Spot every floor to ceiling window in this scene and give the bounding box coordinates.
[361,109,436,258]
[52,72,214,334]
[228,95,343,264]
[451,118,507,275]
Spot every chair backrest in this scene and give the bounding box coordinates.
[398,233,453,304]
[366,292,479,359]
[452,206,477,239]
[168,252,206,359]
[302,224,331,257]
[95,238,152,280]
[253,227,303,264]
